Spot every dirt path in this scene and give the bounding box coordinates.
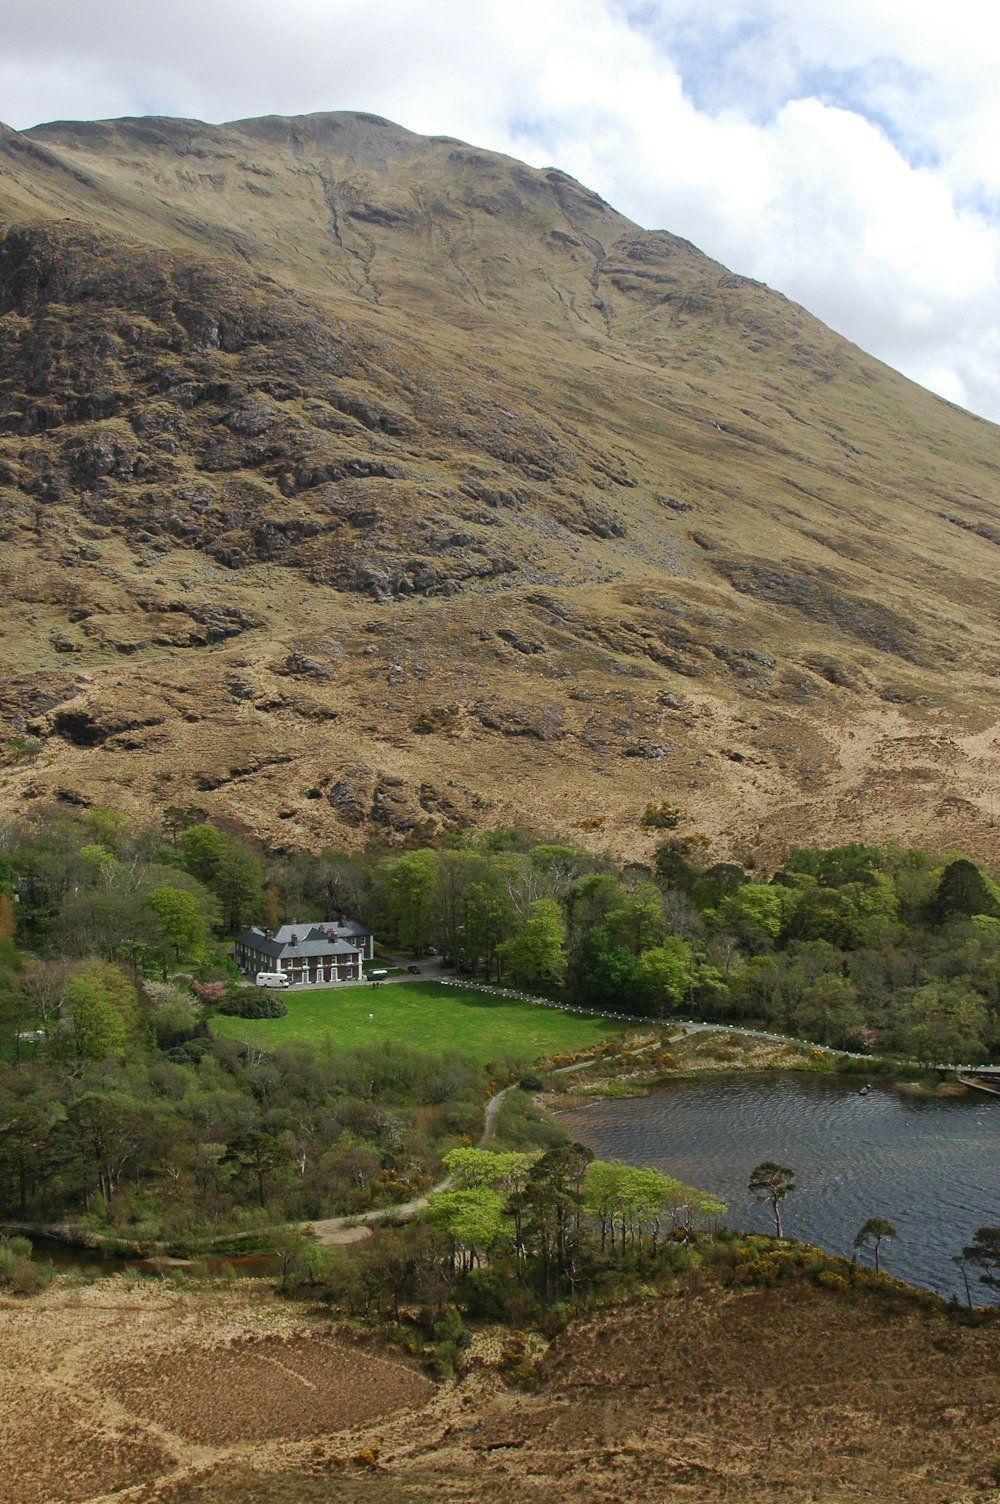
[309,1077,517,1245]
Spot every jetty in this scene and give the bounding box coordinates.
[957,1066,1000,1098]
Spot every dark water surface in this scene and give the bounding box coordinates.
[26,1236,277,1278]
[557,1074,1000,1299]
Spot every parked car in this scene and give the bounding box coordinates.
[407,964,421,974]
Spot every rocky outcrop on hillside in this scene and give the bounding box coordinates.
[0,224,646,601]
[1,112,1000,859]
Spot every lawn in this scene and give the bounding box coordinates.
[210,980,628,1066]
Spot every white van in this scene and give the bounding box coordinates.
[368,968,389,980]
[255,971,291,989]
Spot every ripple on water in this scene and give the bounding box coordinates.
[557,1074,1000,1299]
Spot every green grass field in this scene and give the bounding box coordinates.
[210,980,627,1066]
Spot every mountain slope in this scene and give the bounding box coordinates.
[1,111,999,861]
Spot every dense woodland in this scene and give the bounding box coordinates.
[1,802,1000,1243]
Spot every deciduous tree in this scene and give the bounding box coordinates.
[499,898,567,990]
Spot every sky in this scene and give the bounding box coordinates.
[4,0,1000,423]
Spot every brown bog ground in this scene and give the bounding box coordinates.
[3,1276,999,1504]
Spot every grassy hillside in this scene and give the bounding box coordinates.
[1,112,1000,862]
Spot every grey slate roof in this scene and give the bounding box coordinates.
[271,921,371,943]
[236,924,366,960]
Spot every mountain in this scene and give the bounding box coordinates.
[1,110,999,862]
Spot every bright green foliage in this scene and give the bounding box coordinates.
[634,936,693,1012]
[178,823,227,885]
[604,883,665,953]
[76,843,118,878]
[63,961,140,1059]
[145,885,209,961]
[583,1159,693,1252]
[787,874,899,949]
[82,806,131,849]
[443,1146,536,1193]
[716,882,791,948]
[425,1187,507,1267]
[499,898,567,990]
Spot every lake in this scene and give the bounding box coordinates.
[556,1073,1000,1300]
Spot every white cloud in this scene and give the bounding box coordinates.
[2,0,1000,422]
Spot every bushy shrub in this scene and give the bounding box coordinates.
[217,987,288,1019]
[0,1236,52,1295]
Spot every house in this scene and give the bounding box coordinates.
[234,919,374,986]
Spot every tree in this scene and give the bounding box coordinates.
[0,1102,57,1215]
[499,898,567,990]
[212,841,263,934]
[715,882,790,950]
[63,960,140,1059]
[442,1146,535,1194]
[178,822,227,885]
[787,876,899,950]
[853,1217,897,1274]
[162,805,206,846]
[222,1130,292,1208]
[462,864,519,979]
[145,885,210,962]
[749,1161,795,1238]
[896,983,990,1064]
[792,973,863,1048]
[962,1226,1000,1294]
[425,1187,507,1272]
[378,850,439,954]
[515,1142,594,1299]
[930,859,1000,923]
[583,1159,689,1255]
[605,883,665,954]
[575,925,640,1009]
[634,937,693,1015]
[65,1093,147,1206]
